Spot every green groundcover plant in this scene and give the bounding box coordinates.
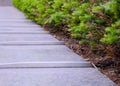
[13,0,120,55]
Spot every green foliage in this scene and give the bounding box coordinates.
[13,0,120,47]
[101,20,120,44]
[93,0,120,45]
[69,3,93,44]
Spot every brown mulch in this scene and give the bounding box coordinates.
[44,26,120,85]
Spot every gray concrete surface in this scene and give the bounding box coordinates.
[0,68,116,86]
[0,7,25,18]
[0,0,12,6]
[0,45,86,63]
[0,31,49,34]
[0,22,40,26]
[0,26,45,31]
[0,19,32,22]
[0,21,39,26]
[0,34,59,41]
[0,4,116,86]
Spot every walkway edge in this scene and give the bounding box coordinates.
[0,61,93,68]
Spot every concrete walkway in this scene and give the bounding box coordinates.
[0,3,116,86]
[0,0,12,6]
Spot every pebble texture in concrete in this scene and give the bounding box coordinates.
[0,2,116,86]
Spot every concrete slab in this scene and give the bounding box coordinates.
[0,19,32,22]
[0,7,25,18]
[0,18,32,21]
[0,0,12,6]
[0,21,40,26]
[0,34,59,41]
[0,45,86,63]
[0,20,38,26]
[0,24,40,27]
[0,68,116,86]
[0,31,49,34]
[0,26,45,31]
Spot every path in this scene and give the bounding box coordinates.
[0,2,116,86]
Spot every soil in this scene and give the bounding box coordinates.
[44,27,120,85]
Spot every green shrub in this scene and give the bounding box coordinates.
[13,0,120,48]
